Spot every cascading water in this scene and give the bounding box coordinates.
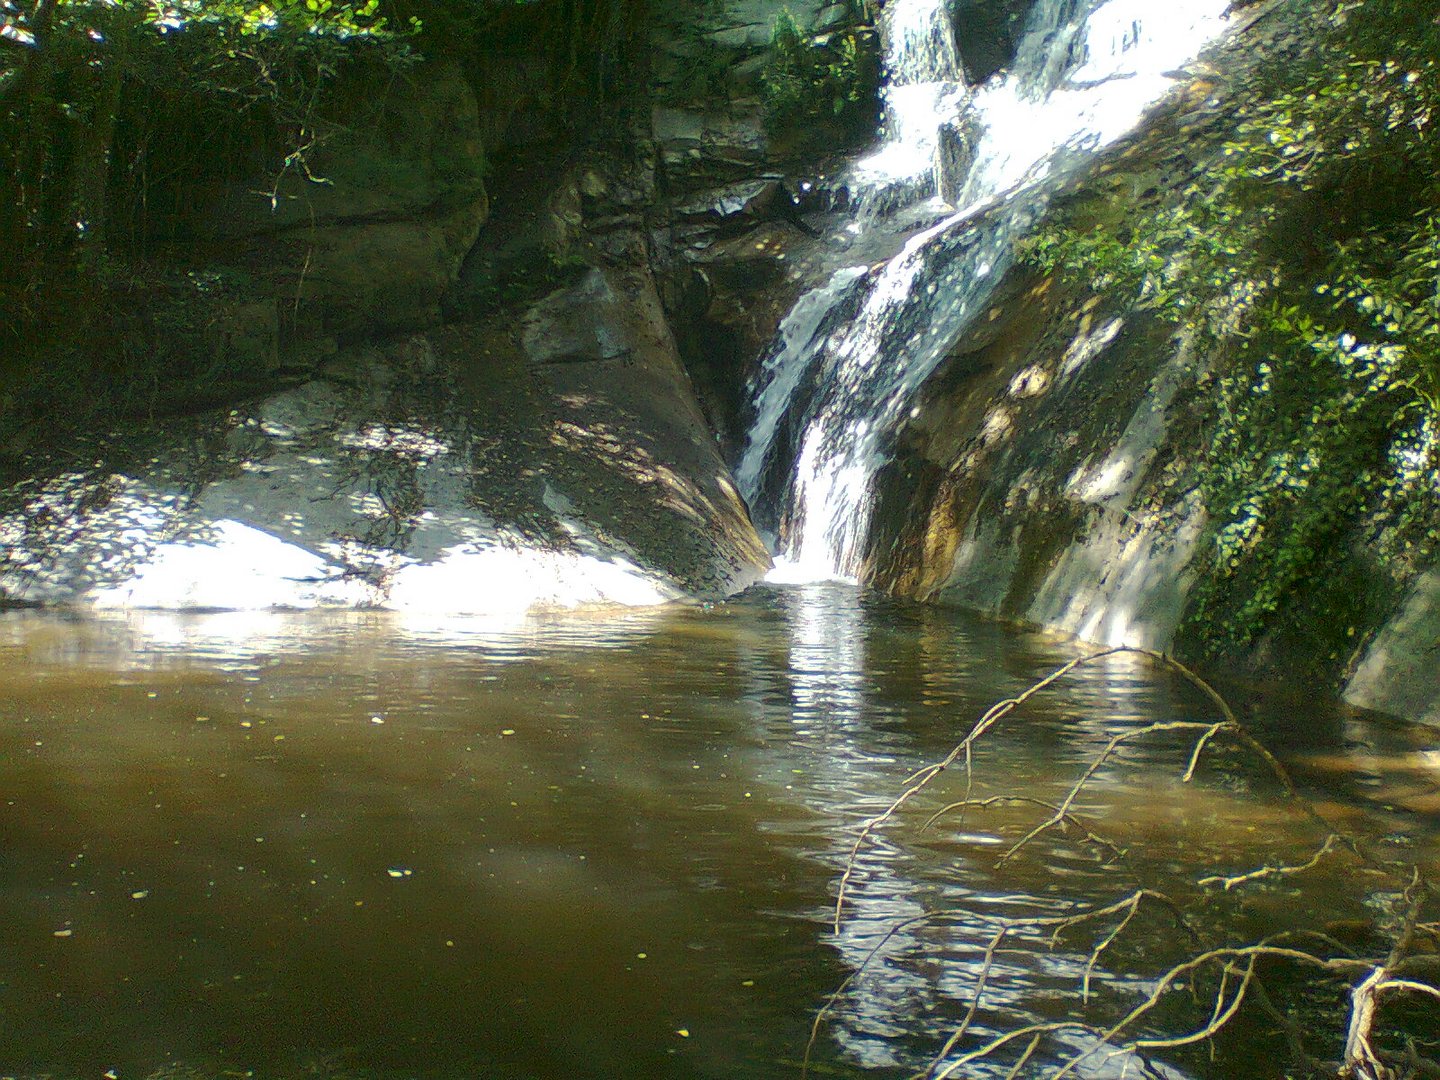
[737,0,1231,583]
[850,0,969,210]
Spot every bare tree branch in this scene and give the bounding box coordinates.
[813,645,1439,1080]
[996,719,1223,868]
[1199,833,1345,891]
[921,794,1128,863]
[833,646,1134,932]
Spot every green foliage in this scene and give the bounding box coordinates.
[1183,305,1422,662]
[2,0,417,238]
[1023,0,1440,669]
[420,0,651,105]
[761,10,876,139]
[1322,212,1440,418]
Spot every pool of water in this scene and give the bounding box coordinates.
[2,585,1437,1079]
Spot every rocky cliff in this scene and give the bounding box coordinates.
[860,0,1440,726]
[0,0,883,615]
[0,10,801,613]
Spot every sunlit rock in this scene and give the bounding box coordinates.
[0,316,769,613]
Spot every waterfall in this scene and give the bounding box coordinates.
[737,0,1230,583]
[849,0,969,210]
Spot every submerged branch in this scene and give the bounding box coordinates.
[921,794,1128,863]
[814,645,1439,1079]
[996,718,1223,868]
[1199,833,1346,891]
[833,646,1134,932]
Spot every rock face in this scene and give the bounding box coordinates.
[197,58,490,347]
[0,56,495,460]
[648,0,874,181]
[0,271,769,613]
[643,0,877,452]
[870,258,1440,726]
[2,2,842,616]
[857,14,1440,727]
[866,261,1206,653]
[1345,571,1440,727]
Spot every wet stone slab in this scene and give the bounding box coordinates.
[0,326,769,615]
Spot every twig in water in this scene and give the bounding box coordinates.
[1199,833,1345,891]
[813,645,1438,1079]
[834,647,1132,932]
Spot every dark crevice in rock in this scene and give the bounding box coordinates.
[951,0,1040,83]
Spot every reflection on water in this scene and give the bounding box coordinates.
[1,586,1437,1079]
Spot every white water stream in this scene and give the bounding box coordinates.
[737,0,1231,583]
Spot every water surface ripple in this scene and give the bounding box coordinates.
[1,586,1436,1078]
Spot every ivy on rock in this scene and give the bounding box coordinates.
[1022,0,1440,675]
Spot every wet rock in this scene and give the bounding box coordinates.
[1345,571,1440,727]
[0,325,769,614]
[952,0,1038,83]
[674,179,783,225]
[867,261,1204,657]
[697,0,852,49]
[521,269,641,366]
[936,114,983,205]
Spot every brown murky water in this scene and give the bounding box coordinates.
[2,585,1437,1079]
